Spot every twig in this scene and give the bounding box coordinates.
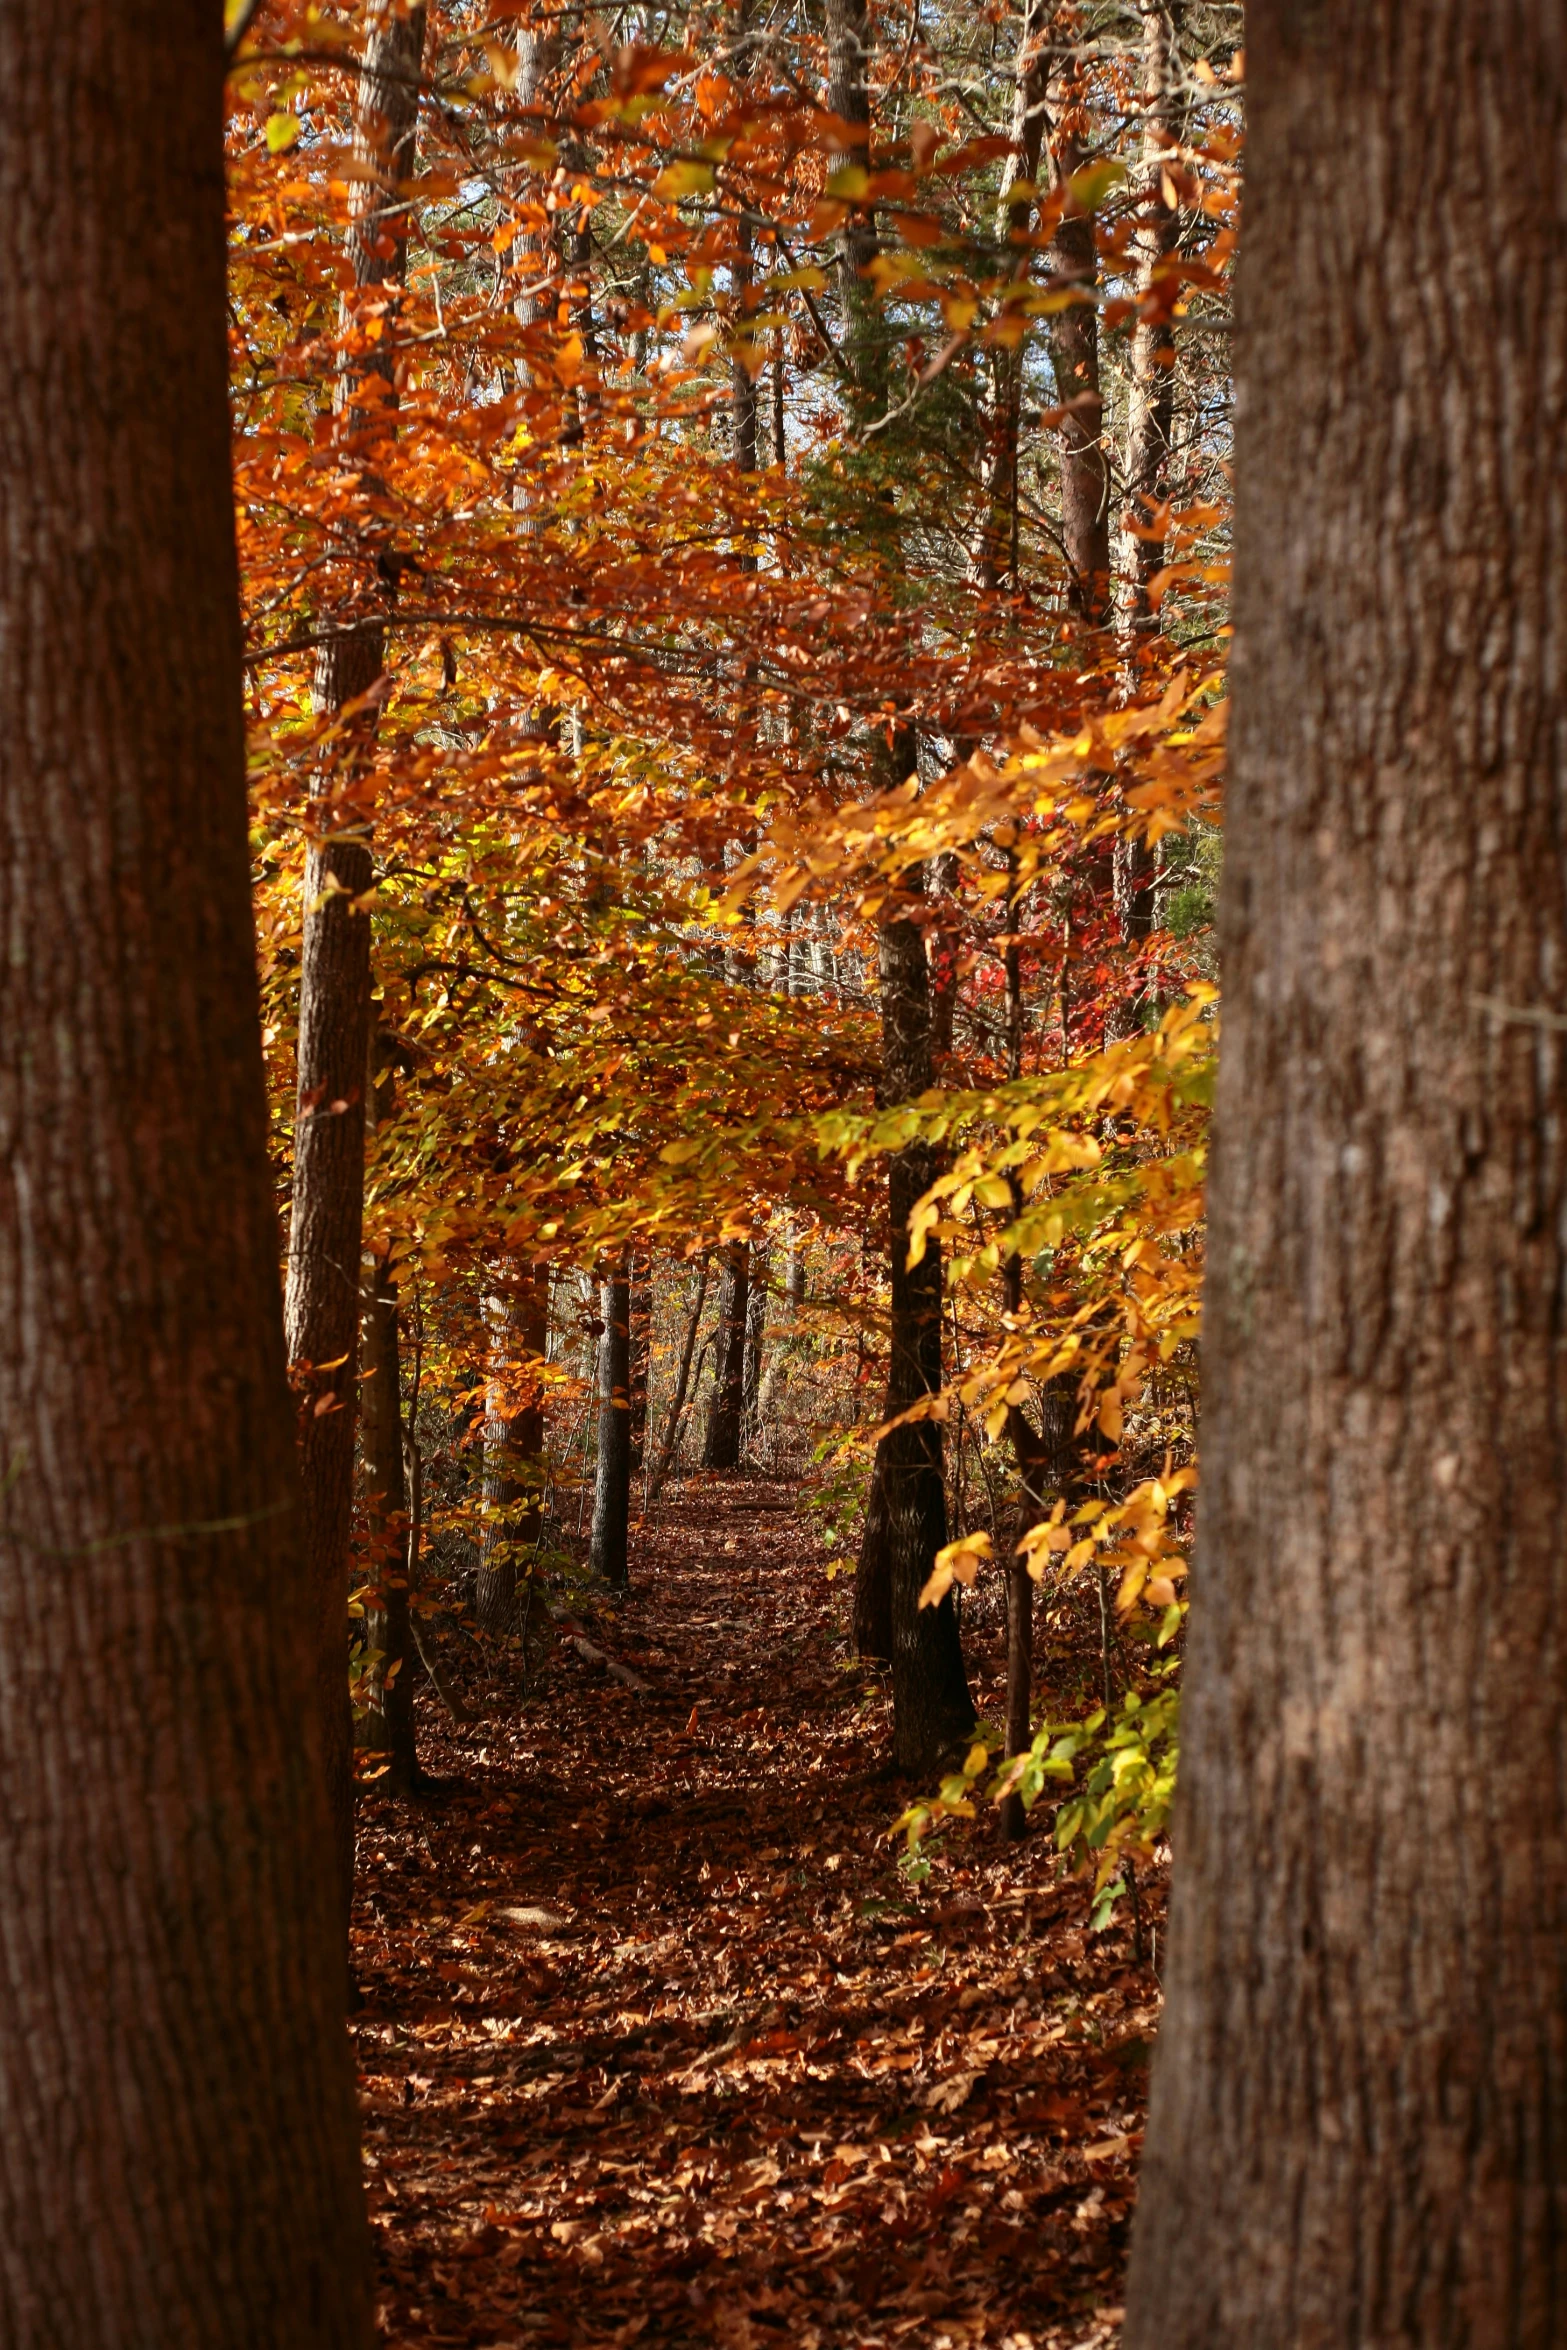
[548,1612,652,1697]
[410,1616,489,1724]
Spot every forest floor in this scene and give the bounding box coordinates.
[354,1476,1163,2350]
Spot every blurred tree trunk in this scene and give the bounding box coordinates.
[1127,7,1567,2343]
[590,1262,633,1585]
[285,0,427,1934]
[649,1253,713,1500]
[628,1252,652,1469]
[0,0,373,2333]
[742,1247,769,1454]
[476,1264,549,1632]
[703,1242,751,1470]
[359,1245,419,1791]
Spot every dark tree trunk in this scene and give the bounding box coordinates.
[702,1242,751,1471]
[0,2,372,2334]
[1126,10,1567,2346]
[998,864,1036,1840]
[589,1265,632,1585]
[475,1263,549,1632]
[359,1247,419,1791]
[869,908,975,1772]
[285,0,426,1935]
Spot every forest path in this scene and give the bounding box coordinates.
[354,1477,1154,2350]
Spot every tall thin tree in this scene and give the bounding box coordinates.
[590,1260,633,1584]
[286,0,428,1924]
[1126,7,1567,2342]
[0,1,372,2334]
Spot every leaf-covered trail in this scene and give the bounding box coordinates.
[355,1479,1158,2350]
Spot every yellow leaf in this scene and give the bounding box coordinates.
[265,113,300,154]
[654,159,716,200]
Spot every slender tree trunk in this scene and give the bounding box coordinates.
[974,0,1049,591]
[998,862,1034,1840]
[825,0,883,413]
[649,1252,713,1501]
[475,1263,549,1632]
[628,1252,652,1468]
[702,1242,751,1470]
[1121,1,1184,630]
[1045,25,1111,623]
[589,1263,633,1584]
[0,4,372,2334]
[742,1247,769,1454]
[1111,0,1184,1009]
[359,1246,420,1791]
[1127,10,1567,2345]
[875,905,976,1772]
[285,0,427,1937]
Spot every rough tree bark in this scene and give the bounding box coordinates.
[0,2,373,2336]
[1126,9,1567,2345]
[475,1265,549,1632]
[702,1242,751,1471]
[285,0,427,1930]
[590,1263,633,1585]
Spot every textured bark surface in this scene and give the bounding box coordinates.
[286,0,427,1921]
[475,1266,548,1633]
[703,1242,751,1471]
[0,3,372,2337]
[590,1269,633,1587]
[1126,9,1567,2345]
